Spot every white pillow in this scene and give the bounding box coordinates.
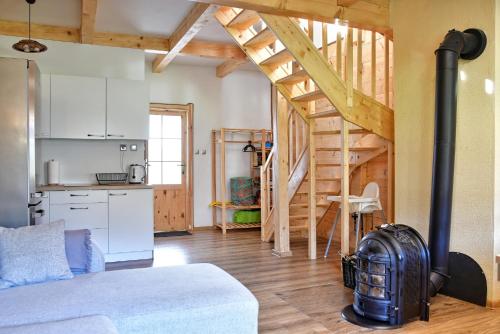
[0,220,73,288]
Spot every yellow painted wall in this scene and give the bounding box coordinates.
[392,0,497,304]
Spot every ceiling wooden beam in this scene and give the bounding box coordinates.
[216,59,247,78]
[0,19,245,59]
[80,0,98,43]
[152,3,217,73]
[181,39,246,59]
[190,0,391,35]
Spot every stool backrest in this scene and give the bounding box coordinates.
[362,182,380,199]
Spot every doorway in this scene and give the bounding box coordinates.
[147,103,193,233]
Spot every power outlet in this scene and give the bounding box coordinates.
[120,144,127,151]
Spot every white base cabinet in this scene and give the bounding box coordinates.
[46,189,153,261]
[108,189,154,254]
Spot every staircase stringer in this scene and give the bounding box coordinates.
[259,13,394,142]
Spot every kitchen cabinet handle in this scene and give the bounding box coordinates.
[70,207,89,210]
[28,200,42,208]
[87,134,105,138]
[107,134,125,138]
[109,193,127,196]
[70,194,89,197]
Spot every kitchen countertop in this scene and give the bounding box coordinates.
[37,184,154,191]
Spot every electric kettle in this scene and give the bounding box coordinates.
[128,164,146,184]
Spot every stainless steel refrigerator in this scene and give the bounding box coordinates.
[0,57,42,228]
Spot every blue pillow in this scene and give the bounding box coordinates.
[0,220,73,288]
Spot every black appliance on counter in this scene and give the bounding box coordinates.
[342,28,488,329]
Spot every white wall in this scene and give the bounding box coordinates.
[147,63,271,227]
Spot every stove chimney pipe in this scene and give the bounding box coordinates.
[428,28,486,296]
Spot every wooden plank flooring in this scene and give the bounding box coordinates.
[112,229,500,333]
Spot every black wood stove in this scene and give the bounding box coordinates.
[342,224,430,328]
[342,27,488,329]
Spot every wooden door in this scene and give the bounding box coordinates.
[148,104,193,232]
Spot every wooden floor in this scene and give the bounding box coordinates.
[115,229,500,333]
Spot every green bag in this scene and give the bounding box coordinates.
[233,210,261,224]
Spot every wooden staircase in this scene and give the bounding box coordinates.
[215,7,394,258]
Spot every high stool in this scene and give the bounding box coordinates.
[323,182,386,258]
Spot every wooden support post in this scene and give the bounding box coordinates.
[261,129,267,165]
[211,131,217,227]
[308,119,317,259]
[340,119,350,255]
[387,142,394,224]
[336,31,342,74]
[371,31,377,99]
[346,28,354,107]
[384,36,390,106]
[357,29,363,91]
[220,128,227,235]
[322,23,329,60]
[260,164,268,241]
[272,93,292,257]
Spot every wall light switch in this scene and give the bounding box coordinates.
[130,144,138,151]
[120,144,127,151]
[195,149,200,155]
[202,149,207,155]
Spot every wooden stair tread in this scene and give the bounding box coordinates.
[290,214,322,219]
[295,191,338,196]
[292,90,326,103]
[304,178,341,181]
[307,110,341,119]
[227,10,260,30]
[276,70,309,85]
[316,163,355,167]
[260,49,294,67]
[244,28,276,49]
[290,203,330,208]
[313,129,368,136]
[316,147,380,152]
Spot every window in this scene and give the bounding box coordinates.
[148,114,183,185]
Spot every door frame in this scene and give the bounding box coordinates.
[148,103,194,232]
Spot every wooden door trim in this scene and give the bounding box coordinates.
[149,103,194,232]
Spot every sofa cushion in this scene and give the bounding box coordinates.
[0,264,259,334]
[64,229,92,274]
[0,315,118,334]
[0,221,73,288]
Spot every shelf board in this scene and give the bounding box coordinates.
[216,222,261,230]
[214,203,261,210]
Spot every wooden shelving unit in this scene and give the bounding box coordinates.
[211,128,272,234]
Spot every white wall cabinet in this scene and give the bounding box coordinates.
[106,78,149,140]
[39,75,148,140]
[108,189,154,254]
[50,75,106,139]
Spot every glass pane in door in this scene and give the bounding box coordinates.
[148,114,183,185]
